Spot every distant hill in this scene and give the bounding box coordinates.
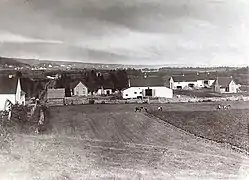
[0,56,31,67]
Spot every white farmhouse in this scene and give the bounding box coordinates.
[122,76,173,99]
[0,76,26,111]
[169,74,215,90]
[71,81,88,97]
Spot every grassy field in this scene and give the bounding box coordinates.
[1,103,249,179]
[149,102,249,152]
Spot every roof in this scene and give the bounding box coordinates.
[0,76,18,94]
[215,77,234,88]
[70,80,88,89]
[129,76,165,87]
[47,88,65,99]
[171,74,216,82]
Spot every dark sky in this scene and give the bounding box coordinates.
[0,0,248,66]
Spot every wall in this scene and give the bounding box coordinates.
[173,81,198,89]
[0,94,15,110]
[229,80,237,93]
[104,89,112,95]
[220,88,226,93]
[196,80,204,88]
[73,82,88,96]
[122,87,143,99]
[122,87,173,99]
[208,80,215,86]
[154,87,173,98]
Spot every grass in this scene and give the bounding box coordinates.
[1,103,249,179]
[150,109,249,152]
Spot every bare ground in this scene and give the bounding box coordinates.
[1,103,249,179]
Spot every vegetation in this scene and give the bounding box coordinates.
[150,108,249,152]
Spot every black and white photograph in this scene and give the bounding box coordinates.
[0,0,249,179]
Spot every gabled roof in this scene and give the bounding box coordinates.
[171,74,216,82]
[130,76,165,87]
[70,80,88,89]
[0,76,18,94]
[215,77,234,88]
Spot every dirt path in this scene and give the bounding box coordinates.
[1,105,249,179]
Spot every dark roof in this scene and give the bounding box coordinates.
[171,74,216,82]
[215,77,234,88]
[130,76,165,87]
[0,76,18,94]
[47,88,65,99]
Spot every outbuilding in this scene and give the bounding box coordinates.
[212,77,239,93]
[122,76,173,99]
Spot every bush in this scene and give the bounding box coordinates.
[101,101,105,104]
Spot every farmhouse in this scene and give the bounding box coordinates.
[212,77,239,93]
[0,76,26,110]
[70,81,88,96]
[122,77,173,99]
[169,74,215,90]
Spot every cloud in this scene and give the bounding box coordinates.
[0,31,63,44]
[0,0,248,66]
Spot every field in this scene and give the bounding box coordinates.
[149,101,249,152]
[1,102,249,179]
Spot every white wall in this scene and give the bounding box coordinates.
[122,87,173,99]
[122,87,143,99]
[104,89,112,95]
[172,79,215,89]
[208,80,215,86]
[229,80,237,93]
[0,94,15,111]
[173,81,198,89]
[153,87,173,98]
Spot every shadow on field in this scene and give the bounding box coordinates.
[148,109,249,152]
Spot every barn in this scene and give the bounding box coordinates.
[122,76,173,99]
[212,77,239,93]
[169,74,215,90]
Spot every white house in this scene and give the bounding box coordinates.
[71,81,88,96]
[97,86,113,96]
[169,74,215,90]
[212,77,239,93]
[122,77,173,99]
[0,76,26,111]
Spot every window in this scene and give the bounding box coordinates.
[134,92,137,94]
[204,80,208,84]
[125,94,128,96]
[140,92,142,94]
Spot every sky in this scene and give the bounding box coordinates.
[0,0,248,66]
